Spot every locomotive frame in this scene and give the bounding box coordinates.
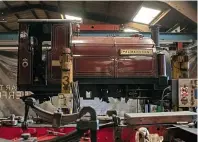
[17,19,170,102]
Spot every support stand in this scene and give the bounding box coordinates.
[21,97,79,130]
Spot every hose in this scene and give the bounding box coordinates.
[160,86,171,109]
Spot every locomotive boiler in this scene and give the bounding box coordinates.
[17,19,171,102]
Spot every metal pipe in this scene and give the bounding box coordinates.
[18,19,82,23]
[150,24,161,48]
[158,53,166,76]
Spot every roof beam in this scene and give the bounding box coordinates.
[57,1,62,19]
[82,1,86,14]
[123,22,150,32]
[0,4,125,23]
[105,1,111,22]
[150,9,171,25]
[0,3,150,30]
[40,1,50,19]
[0,4,60,15]
[162,1,197,23]
[166,23,180,32]
[0,23,11,31]
[25,1,39,19]
[2,1,21,19]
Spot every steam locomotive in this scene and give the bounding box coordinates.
[17,19,171,102]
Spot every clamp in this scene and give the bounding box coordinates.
[42,106,98,142]
[22,97,98,138]
[77,106,99,142]
[22,97,79,129]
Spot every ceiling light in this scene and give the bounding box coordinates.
[65,15,82,21]
[133,7,161,24]
[124,28,139,32]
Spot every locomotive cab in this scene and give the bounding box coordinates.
[17,20,170,102]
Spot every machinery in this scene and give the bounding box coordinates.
[171,41,197,111]
[172,41,197,79]
[0,104,197,142]
[17,19,171,103]
[12,19,197,142]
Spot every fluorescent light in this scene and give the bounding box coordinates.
[124,28,139,32]
[65,15,82,21]
[133,7,161,24]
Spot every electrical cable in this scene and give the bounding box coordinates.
[161,86,171,101]
[160,86,171,109]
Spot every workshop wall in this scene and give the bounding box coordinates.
[0,50,142,117]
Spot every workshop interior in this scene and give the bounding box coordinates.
[0,1,197,142]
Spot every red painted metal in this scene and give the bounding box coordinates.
[48,24,71,84]
[177,42,183,50]
[72,36,156,78]
[72,24,120,31]
[158,53,166,76]
[18,23,32,85]
[0,126,167,142]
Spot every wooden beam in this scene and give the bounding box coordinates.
[0,4,135,24]
[25,1,39,19]
[105,1,111,21]
[82,1,86,14]
[125,111,197,125]
[2,1,21,19]
[162,1,197,23]
[14,13,20,19]
[150,9,171,25]
[123,22,150,32]
[166,23,180,32]
[40,1,50,19]
[0,23,11,31]
[57,1,62,19]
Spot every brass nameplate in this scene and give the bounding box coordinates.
[52,60,60,66]
[120,49,153,55]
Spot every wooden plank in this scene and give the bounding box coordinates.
[125,111,197,125]
[173,125,197,135]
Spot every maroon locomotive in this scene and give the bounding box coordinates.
[17,19,170,102]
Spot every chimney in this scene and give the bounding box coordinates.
[150,25,161,48]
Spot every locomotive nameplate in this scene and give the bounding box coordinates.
[120,49,153,55]
[52,60,60,66]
